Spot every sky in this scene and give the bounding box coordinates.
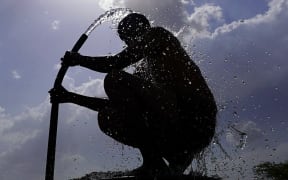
[0,0,287,179]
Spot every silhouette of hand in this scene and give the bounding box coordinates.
[49,85,70,104]
[61,51,82,66]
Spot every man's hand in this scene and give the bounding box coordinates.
[61,51,82,66]
[49,85,70,104]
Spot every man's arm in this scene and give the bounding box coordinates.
[49,85,108,112]
[64,45,144,73]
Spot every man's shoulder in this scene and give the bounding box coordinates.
[150,27,172,35]
[146,27,175,41]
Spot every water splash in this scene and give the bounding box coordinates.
[84,8,134,36]
[230,126,248,150]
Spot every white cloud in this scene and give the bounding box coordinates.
[11,70,21,79]
[184,4,224,39]
[188,0,288,102]
[0,99,49,149]
[1,130,40,148]
[0,107,14,135]
[212,0,288,37]
[180,0,195,6]
[51,20,60,30]
[68,76,106,98]
[98,0,124,10]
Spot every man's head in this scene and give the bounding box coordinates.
[118,13,151,44]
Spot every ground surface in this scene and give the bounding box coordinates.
[71,171,221,180]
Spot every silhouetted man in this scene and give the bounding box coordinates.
[50,13,217,177]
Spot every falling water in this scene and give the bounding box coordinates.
[84,8,134,36]
[190,124,249,177]
[230,126,248,150]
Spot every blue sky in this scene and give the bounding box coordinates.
[0,0,288,179]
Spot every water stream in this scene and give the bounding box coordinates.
[84,8,133,36]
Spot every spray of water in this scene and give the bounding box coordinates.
[230,126,248,150]
[84,8,134,36]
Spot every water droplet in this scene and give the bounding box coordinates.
[265,51,272,56]
[239,134,248,150]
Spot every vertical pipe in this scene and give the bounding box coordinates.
[45,34,88,180]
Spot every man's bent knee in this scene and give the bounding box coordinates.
[104,70,128,95]
[104,70,128,87]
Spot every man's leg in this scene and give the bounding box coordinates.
[67,91,109,111]
[102,70,177,175]
[165,151,194,174]
[104,70,179,130]
[98,104,145,147]
[49,85,109,112]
